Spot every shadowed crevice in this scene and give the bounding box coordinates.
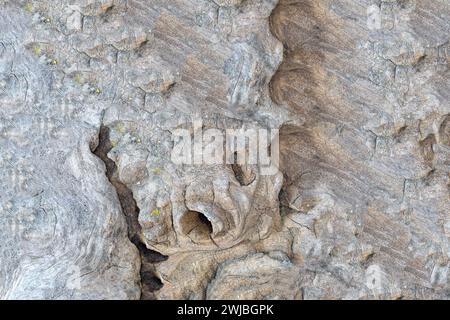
[91,125,168,300]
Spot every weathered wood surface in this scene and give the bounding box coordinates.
[0,0,448,299]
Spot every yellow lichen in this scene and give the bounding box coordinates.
[24,3,33,13]
[131,134,141,144]
[115,122,126,134]
[32,45,41,56]
[151,209,161,216]
[73,73,83,84]
[152,167,161,174]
